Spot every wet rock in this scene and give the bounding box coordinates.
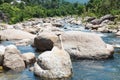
[22,52,36,65]
[33,46,72,79]
[0,29,36,41]
[3,45,25,72]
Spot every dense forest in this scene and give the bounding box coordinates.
[0,0,120,24]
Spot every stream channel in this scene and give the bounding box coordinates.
[0,23,120,80]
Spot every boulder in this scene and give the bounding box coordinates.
[3,45,25,72]
[34,31,114,59]
[34,32,58,51]
[0,45,5,65]
[33,46,72,79]
[22,52,36,65]
[0,29,35,41]
[60,31,114,59]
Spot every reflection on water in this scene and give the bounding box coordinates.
[1,33,120,80]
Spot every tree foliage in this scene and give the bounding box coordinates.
[0,0,119,24]
[86,0,120,17]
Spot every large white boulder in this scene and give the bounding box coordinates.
[33,46,72,79]
[34,31,114,59]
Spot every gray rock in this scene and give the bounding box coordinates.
[3,45,25,72]
[33,46,72,79]
[60,31,114,59]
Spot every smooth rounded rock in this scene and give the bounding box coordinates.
[3,45,25,72]
[33,46,72,79]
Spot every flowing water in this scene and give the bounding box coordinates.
[1,24,120,80]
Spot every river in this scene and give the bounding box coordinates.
[0,23,120,80]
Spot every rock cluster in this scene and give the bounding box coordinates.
[0,15,116,79]
[84,14,119,33]
[0,45,36,72]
